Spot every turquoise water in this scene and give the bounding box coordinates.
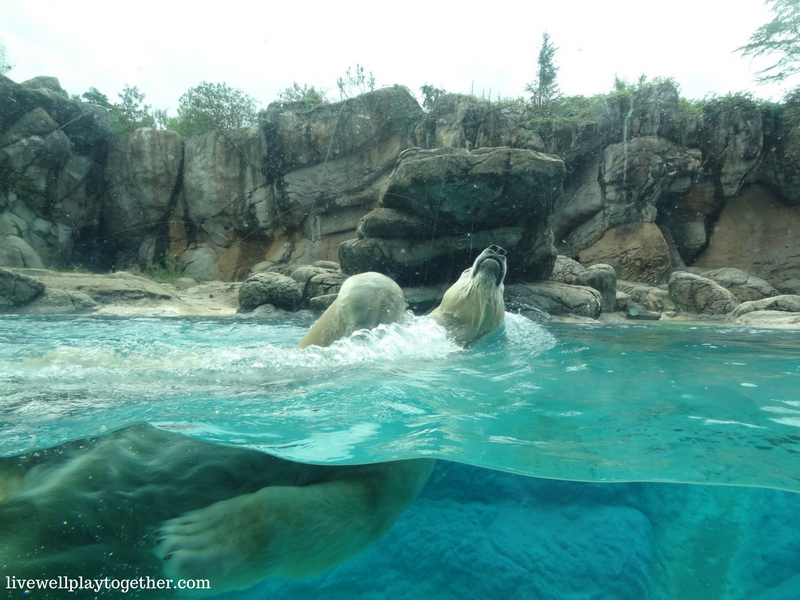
[1,314,799,491]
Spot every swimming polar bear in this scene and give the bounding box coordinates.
[0,245,507,597]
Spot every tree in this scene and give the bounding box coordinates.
[277,82,329,106]
[81,87,112,108]
[420,84,447,111]
[525,32,560,108]
[0,40,13,75]
[111,85,155,138]
[738,0,800,84]
[172,82,258,137]
[336,64,376,99]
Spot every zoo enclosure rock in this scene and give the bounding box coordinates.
[0,267,45,310]
[728,295,800,320]
[549,256,617,312]
[104,128,184,256]
[684,267,779,303]
[667,272,740,316]
[2,77,800,296]
[0,75,113,269]
[238,271,303,312]
[340,146,565,285]
[505,282,602,320]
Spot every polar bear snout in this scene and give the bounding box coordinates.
[472,245,507,286]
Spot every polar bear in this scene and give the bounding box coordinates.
[298,271,407,349]
[429,244,507,345]
[0,246,507,597]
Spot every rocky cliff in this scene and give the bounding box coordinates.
[2,75,799,297]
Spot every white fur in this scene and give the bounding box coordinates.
[429,250,506,345]
[299,272,406,349]
[0,249,506,597]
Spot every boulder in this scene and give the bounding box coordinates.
[380,146,563,236]
[693,185,800,295]
[178,126,270,258]
[0,269,173,307]
[579,222,671,285]
[553,158,603,245]
[311,260,340,270]
[20,76,63,92]
[687,267,780,303]
[290,265,348,301]
[668,272,740,315]
[731,310,800,328]
[581,264,617,313]
[505,282,602,319]
[356,208,426,239]
[10,288,98,315]
[423,94,545,153]
[308,294,338,312]
[0,235,44,268]
[0,267,45,310]
[342,145,564,284]
[550,255,586,284]
[549,256,616,312]
[0,76,114,268]
[238,272,302,312]
[617,280,676,314]
[728,295,800,320]
[262,87,423,230]
[338,228,522,287]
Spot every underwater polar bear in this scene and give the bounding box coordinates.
[0,245,507,597]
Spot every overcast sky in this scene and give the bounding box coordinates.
[1,0,791,115]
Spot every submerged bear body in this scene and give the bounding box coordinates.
[0,247,507,597]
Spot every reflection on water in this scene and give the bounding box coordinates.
[1,315,799,491]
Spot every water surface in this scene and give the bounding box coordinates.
[1,314,798,491]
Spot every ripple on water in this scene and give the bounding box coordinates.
[1,315,799,492]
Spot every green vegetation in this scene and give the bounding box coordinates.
[111,85,155,138]
[126,252,194,284]
[277,82,329,107]
[420,84,447,111]
[737,0,800,84]
[0,40,12,75]
[336,64,375,99]
[81,87,112,108]
[76,81,259,139]
[145,252,184,284]
[169,82,258,137]
[62,53,800,148]
[525,32,560,108]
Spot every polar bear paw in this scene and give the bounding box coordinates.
[155,488,284,595]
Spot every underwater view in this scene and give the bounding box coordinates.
[1,313,799,599]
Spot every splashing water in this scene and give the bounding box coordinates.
[1,315,799,491]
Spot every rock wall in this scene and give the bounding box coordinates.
[2,75,799,293]
[0,75,113,269]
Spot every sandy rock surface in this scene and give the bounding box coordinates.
[2,269,242,316]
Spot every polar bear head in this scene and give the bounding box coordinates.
[429,245,507,346]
